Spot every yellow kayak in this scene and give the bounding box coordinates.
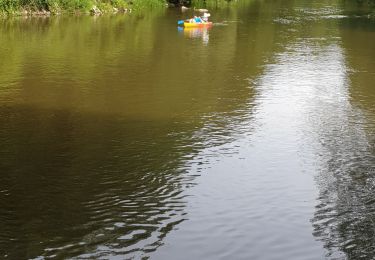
[183,21,213,28]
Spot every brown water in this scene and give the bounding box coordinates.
[0,0,375,259]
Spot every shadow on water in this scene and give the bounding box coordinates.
[0,7,263,258]
[0,99,256,259]
[0,106,203,259]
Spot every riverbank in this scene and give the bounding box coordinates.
[0,0,167,17]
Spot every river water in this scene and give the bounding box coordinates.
[0,0,374,259]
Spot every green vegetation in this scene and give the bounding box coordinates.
[192,0,234,9]
[0,0,166,15]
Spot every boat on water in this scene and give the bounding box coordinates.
[178,13,212,28]
[183,21,213,28]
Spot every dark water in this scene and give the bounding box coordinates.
[0,0,375,259]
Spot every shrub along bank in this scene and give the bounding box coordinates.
[0,0,166,15]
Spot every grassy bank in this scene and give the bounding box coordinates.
[0,0,166,15]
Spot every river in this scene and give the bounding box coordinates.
[0,0,374,259]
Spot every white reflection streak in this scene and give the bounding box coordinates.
[253,39,372,259]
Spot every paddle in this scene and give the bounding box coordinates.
[177,20,184,25]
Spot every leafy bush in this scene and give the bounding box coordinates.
[0,0,168,14]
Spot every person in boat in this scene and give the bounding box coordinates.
[202,12,210,22]
[193,16,203,23]
[188,15,207,24]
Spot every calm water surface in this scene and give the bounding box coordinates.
[0,0,374,259]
